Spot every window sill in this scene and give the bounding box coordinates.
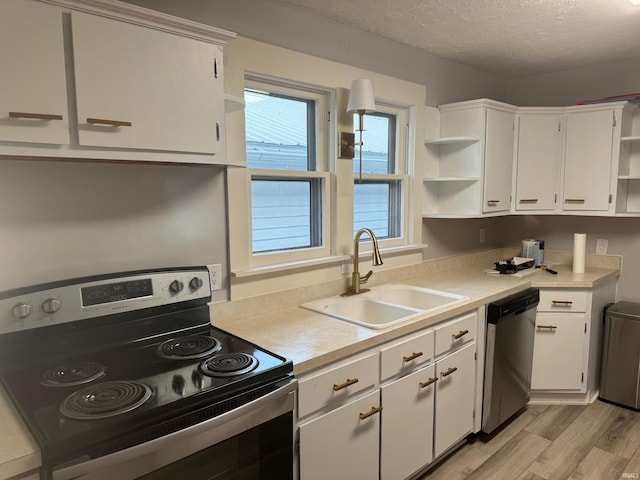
[231,244,428,279]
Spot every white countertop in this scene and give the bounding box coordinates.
[0,255,619,478]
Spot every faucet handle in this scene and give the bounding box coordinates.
[360,270,373,284]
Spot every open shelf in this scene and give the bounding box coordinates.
[423,176,480,182]
[425,136,480,145]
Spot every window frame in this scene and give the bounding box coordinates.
[244,76,331,267]
[353,103,410,248]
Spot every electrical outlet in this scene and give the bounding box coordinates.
[341,261,350,275]
[595,239,608,255]
[207,264,222,291]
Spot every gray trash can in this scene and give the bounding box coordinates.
[600,301,640,410]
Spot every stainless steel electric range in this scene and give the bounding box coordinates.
[0,267,295,480]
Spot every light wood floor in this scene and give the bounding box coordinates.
[420,400,640,480]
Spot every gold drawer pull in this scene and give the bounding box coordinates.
[87,117,132,127]
[9,111,63,120]
[564,198,585,204]
[359,406,383,420]
[519,198,538,204]
[537,325,558,330]
[403,351,423,362]
[452,329,469,340]
[487,200,500,206]
[333,378,358,391]
[552,300,573,306]
[419,377,438,389]
[441,367,458,378]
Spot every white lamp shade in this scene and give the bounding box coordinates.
[347,79,376,113]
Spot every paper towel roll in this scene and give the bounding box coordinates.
[573,233,587,273]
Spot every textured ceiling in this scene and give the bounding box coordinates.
[265,0,640,77]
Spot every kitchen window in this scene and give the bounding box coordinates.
[353,109,407,242]
[244,79,330,263]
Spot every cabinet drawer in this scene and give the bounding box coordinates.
[434,312,476,357]
[298,352,379,418]
[538,289,588,312]
[380,330,434,382]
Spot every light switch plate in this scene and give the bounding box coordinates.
[596,239,608,255]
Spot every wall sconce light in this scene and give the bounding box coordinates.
[341,79,376,182]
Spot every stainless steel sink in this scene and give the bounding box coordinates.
[301,284,467,329]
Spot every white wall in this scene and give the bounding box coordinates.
[122,0,507,106]
[0,160,229,301]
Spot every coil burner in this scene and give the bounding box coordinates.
[200,353,259,377]
[40,362,107,387]
[60,381,153,420]
[158,335,222,360]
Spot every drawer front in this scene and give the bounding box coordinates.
[434,311,476,357]
[538,289,588,312]
[380,330,434,382]
[298,352,379,418]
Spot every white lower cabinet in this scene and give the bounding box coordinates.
[531,314,585,390]
[299,391,381,480]
[530,281,616,403]
[297,310,479,480]
[433,343,476,458]
[380,365,435,480]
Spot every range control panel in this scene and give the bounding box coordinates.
[0,268,211,335]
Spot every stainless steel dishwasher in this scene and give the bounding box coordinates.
[482,288,539,434]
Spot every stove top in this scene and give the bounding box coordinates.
[0,268,293,467]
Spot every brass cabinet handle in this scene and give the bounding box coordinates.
[9,111,63,121]
[537,325,558,330]
[403,351,423,363]
[452,329,469,340]
[441,367,458,378]
[419,377,438,389]
[333,378,358,391]
[564,198,585,204]
[551,300,573,306]
[359,406,383,420]
[519,198,539,204]
[487,200,500,206]
[87,117,132,127]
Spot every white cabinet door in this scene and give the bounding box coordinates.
[299,391,380,480]
[434,343,476,458]
[514,113,564,211]
[380,365,435,480]
[71,11,222,154]
[483,108,514,214]
[0,0,68,144]
[563,109,615,211]
[531,314,586,391]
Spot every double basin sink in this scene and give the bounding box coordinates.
[301,284,468,330]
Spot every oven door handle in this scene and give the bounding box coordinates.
[52,377,297,480]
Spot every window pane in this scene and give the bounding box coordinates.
[354,182,390,238]
[251,178,322,253]
[353,113,395,174]
[245,90,314,171]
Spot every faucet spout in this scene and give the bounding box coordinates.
[343,228,383,296]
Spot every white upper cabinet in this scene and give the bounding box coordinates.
[512,110,564,212]
[0,0,68,144]
[562,106,619,213]
[423,99,516,218]
[0,0,235,165]
[483,108,515,214]
[72,11,222,154]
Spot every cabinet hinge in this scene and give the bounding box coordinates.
[558,121,562,132]
[584,322,587,333]
[327,111,331,123]
[609,193,613,204]
[581,372,584,383]
[216,122,220,141]
[474,352,477,360]
[214,58,219,78]
[554,194,557,204]
[613,112,617,127]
